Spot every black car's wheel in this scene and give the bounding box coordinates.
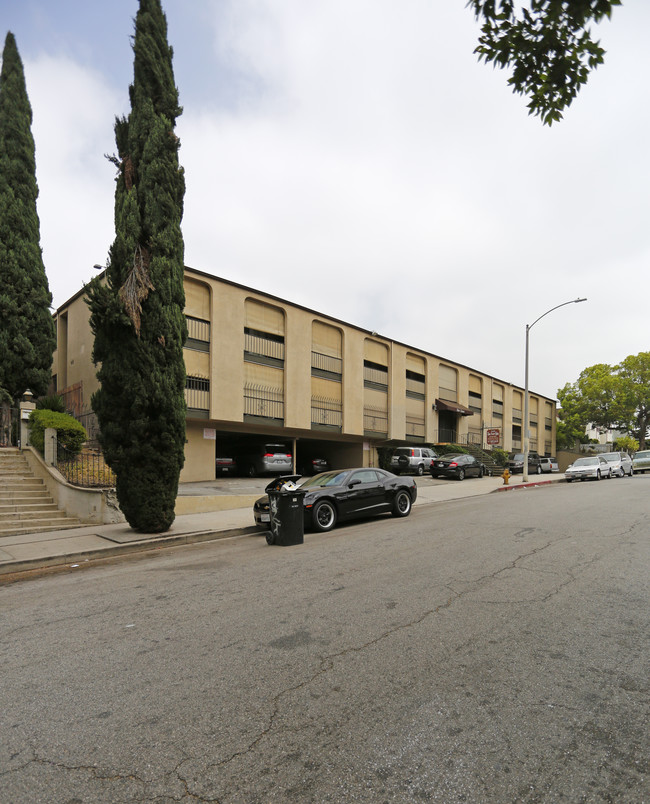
[416,464,424,476]
[457,468,465,481]
[265,531,275,545]
[392,489,412,518]
[313,500,337,532]
[247,464,257,478]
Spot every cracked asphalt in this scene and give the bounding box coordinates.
[1,477,648,802]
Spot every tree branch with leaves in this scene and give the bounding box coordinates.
[468,0,622,124]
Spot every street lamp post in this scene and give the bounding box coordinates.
[523,298,587,482]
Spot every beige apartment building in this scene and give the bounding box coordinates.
[51,267,557,482]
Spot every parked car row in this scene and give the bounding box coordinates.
[216,444,330,478]
[565,451,634,482]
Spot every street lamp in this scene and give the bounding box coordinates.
[523,297,587,481]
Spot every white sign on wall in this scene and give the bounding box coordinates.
[203,428,216,440]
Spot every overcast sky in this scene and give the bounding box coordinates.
[2,0,648,401]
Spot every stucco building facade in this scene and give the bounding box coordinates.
[51,267,557,482]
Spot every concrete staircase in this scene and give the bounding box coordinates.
[0,448,82,537]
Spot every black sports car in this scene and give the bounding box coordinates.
[253,468,417,533]
[430,453,485,480]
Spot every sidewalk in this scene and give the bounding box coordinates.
[0,474,561,579]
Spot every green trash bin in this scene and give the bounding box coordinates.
[266,479,305,546]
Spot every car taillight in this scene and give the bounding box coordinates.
[449,462,458,467]
[263,453,274,457]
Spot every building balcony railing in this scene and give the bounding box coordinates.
[185,316,210,352]
[244,383,284,423]
[406,415,425,439]
[311,396,342,431]
[363,406,388,436]
[311,352,342,379]
[185,375,210,414]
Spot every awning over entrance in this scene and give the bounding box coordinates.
[435,399,474,417]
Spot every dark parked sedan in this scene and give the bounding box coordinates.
[430,453,485,480]
[253,468,417,533]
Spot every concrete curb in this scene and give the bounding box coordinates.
[0,525,262,579]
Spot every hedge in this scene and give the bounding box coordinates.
[28,409,87,456]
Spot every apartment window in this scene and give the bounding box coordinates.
[364,360,388,390]
[406,369,425,400]
[244,327,285,367]
[185,315,210,352]
[185,375,210,414]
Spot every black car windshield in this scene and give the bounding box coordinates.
[299,470,349,489]
[442,454,464,461]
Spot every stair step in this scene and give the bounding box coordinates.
[0,519,84,537]
[0,490,52,501]
[0,509,68,523]
[0,449,82,536]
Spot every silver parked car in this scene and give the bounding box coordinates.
[600,451,634,477]
[238,443,293,477]
[632,449,650,474]
[539,457,559,473]
[390,446,438,476]
[565,455,612,482]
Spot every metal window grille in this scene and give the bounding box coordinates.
[311,396,342,428]
[186,316,210,342]
[244,384,284,420]
[363,361,388,389]
[244,330,285,362]
[185,375,210,411]
[406,415,425,438]
[311,351,342,377]
[363,406,388,435]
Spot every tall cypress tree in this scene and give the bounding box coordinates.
[87,0,186,533]
[0,32,56,403]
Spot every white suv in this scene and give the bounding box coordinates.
[390,447,438,476]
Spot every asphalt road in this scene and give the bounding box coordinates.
[1,476,648,803]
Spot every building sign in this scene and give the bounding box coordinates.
[486,428,501,445]
[203,428,216,440]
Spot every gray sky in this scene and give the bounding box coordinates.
[2,0,648,400]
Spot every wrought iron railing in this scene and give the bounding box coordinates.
[363,406,388,435]
[55,441,116,488]
[1,406,19,447]
[311,351,342,378]
[244,384,284,421]
[244,331,285,362]
[311,396,342,429]
[185,376,210,411]
[406,415,425,439]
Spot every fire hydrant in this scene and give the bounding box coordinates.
[501,468,511,485]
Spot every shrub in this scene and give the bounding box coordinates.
[490,448,509,466]
[28,409,86,456]
[36,394,65,412]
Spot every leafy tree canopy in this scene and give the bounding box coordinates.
[558,352,650,449]
[468,1,622,124]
